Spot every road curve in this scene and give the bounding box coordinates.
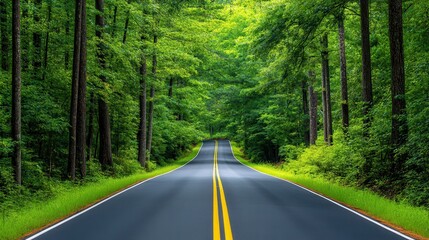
[28,140,412,240]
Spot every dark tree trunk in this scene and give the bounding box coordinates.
[309,86,317,145]
[0,1,8,71]
[68,0,83,180]
[301,80,309,146]
[122,15,129,44]
[77,0,87,178]
[360,0,373,135]
[96,0,113,168]
[138,49,147,167]
[168,77,173,98]
[86,92,95,162]
[337,12,349,132]
[388,0,407,172]
[42,3,52,81]
[147,86,155,162]
[146,34,157,162]
[33,0,42,80]
[321,33,333,145]
[12,0,22,185]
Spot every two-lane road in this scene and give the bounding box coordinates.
[28,140,412,240]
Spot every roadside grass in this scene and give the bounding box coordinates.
[230,142,429,239]
[0,143,201,240]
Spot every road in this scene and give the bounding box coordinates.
[28,140,412,240]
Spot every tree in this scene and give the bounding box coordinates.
[321,33,332,145]
[388,0,407,172]
[360,0,373,135]
[33,0,42,80]
[12,0,22,185]
[138,38,147,167]
[336,10,349,132]
[77,0,87,178]
[308,85,318,145]
[68,0,83,180]
[96,0,113,168]
[146,31,157,162]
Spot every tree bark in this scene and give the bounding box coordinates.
[77,0,87,178]
[309,86,317,145]
[138,46,147,167]
[388,0,407,171]
[301,80,309,146]
[360,0,373,135]
[64,0,71,70]
[146,34,158,162]
[337,12,349,132]
[0,0,8,71]
[86,92,95,162]
[168,77,173,98]
[12,0,22,185]
[321,33,333,145]
[68,0,83,180]
[96,0,113,168]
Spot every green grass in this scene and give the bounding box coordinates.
[230,142,429,239]
[0,143,201,240]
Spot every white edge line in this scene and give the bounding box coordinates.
[26,142,205,240]
[227,140,414,240]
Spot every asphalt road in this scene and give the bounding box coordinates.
[28,140,412,240]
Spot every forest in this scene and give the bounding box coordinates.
[0,0,428,228]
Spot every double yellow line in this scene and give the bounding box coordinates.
[213,140,233,240]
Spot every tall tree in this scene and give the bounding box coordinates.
[388,0,407,171]
[321,33,333,145]
[337,10,349,132]
[309,85,317,145]
[68,0,83,180]
[360,0,373,135]
[96,0,113,168]
[12,0,22,185]
[0,0,8,71]
[138,39,147,167]
[77,0,87,178]
[42,2,52,81]
[146,34,157,162]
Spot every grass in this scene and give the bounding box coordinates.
[0,143,201,240]
[230,142,429,239]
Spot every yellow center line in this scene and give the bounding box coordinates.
[213,142,221,240]
[213,140,234,240]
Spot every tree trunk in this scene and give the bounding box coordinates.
[0,0,8,71]
[86,92,95,162]
[33,0,42,80]
[42,3,52,81]
[146,34,157,162]
[321,33,333,145]
[122,15,130,44]
[138,47,147,167]
[68,0,83,180]
[388,0,407,172]
[337,12,349,132]
[12,0,22,185]
[360,0,373,135]
[309,86,317,145]
[168,77,173,98]
[301,80,309,146]
[77,0,87,178]
[111,5,117,38]
[96,0,113,168]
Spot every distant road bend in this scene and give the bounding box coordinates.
[28,140,413,240]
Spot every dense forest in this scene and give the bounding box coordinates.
[0,0,428,217]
